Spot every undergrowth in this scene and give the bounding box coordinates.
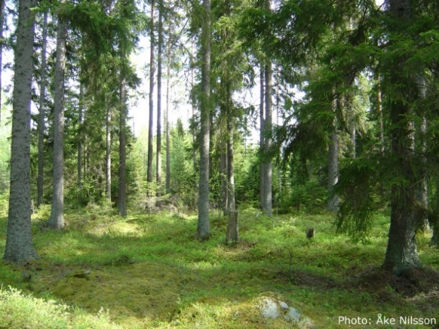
[0,205,438,328]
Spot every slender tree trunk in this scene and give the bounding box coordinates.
[147,0,155,195]
[191,43,197,172]
[156,1,163,197]
[197,0,211,240]
[226,94,235,213]
[105,105,111,200]
[220,150,228,215]
[383,0,422,274]
[78,84,84,188]
[262,59,273,216]
[0,0,5,125]
[377,74,385,153]
[118,53,127,217]
[165,31,171,194]
[327,96,339,212]
[348,94,356,159]
[259,67,265,210]
[415,75,428,212]
[3,0,39,263]
[48,12,67,230]
[37,10,48,208]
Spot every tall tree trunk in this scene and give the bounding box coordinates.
[383,0,422,273]
[259,66,265,210]
[105,105,111,201]
[48,12,67,230]
[220,150,228,215]
[191,43,197,172]
[197,0,211,240]
[3,0,39,263]
[415,75,428,212]
[226,93,235,213]
[0,0,5,125]
[165,33,171,194]
[147,0,155,195]
[327,96,339,212]
[118,53,127,217]
[156,0,163,197]
[37,10,48,208]
[377,74,385,153]
[262,59,273,216]
[78,83,84,188]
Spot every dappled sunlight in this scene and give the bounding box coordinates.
[1,209,438,328]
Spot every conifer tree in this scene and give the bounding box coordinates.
[4,0,39,263]
[197,0,212,240]
[37,10,48,208]
[48,4,68,230]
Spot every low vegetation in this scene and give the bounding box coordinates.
[1,205,438,328]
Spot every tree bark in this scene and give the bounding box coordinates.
[78,83,84,188]
[191,42,197,172]
[226,87,235,213]
[105,105,111,201]
[377,74,385,153]
[327,97,339,212]
[415,75,428,213]
[262,59,273,216]
[220,150,228,215]
[0,0,5,125]
[147,0,155,195]
[48,11,67,230]
[259,66,265,210]
[3,0,39,263]
[37,10,48,208]
[118,53,127,217]
[197,0,211,240]
[165,33,171,194]
[156,0,163,197]
[226,210,239,244]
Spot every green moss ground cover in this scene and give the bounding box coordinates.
[0,205,438,328]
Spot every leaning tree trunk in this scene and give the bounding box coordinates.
[147,0,155,195]
[383,0,423,274]
[197,0,211,240]
[48,11,67,230]
[3,0,39,264]
[37,10,48,208]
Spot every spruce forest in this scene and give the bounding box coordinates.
[0,0,439,327]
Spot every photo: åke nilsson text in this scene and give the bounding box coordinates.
[338,314,437,326]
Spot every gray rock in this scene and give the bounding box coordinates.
[260,298,279,319]
[284,306,301,323]
[279,301,289,309]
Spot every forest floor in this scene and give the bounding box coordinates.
[0,204,438,328]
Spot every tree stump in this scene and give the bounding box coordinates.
[226,210,239,244]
